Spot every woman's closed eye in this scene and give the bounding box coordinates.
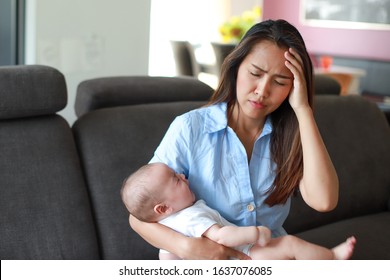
[249,71,261,77]
[274,79,286,86]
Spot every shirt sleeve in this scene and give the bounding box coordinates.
[149,114,192,176]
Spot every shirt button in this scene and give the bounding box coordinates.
[247,204,255,212]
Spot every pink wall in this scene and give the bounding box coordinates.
[263,0,390,62]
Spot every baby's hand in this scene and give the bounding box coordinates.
[256,226,271,247]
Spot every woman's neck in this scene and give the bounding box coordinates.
[228,103,265,161]
[229,103,265,132]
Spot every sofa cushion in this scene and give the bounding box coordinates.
[0,65,67,120]
[73,101,206,259]
[75,76,213,117]
[0,117,100,259]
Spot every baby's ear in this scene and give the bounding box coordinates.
[154,203,169,215]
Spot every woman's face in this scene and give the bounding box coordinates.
[235,40,293,121]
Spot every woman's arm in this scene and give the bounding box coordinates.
[285,48,339,212]
[129,215,251,260]
[294,107,339,211]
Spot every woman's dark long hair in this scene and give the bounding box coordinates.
[208,19,314,206]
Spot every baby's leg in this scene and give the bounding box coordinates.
[249,236,296,260]
[332,236,356,260]
[249,235,356,260]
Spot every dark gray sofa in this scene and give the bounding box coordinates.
[1,65,389,260]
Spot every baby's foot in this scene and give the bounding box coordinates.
[332,236,357,260]
[257,226,271,247]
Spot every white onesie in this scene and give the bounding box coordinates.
[159,199,252,256]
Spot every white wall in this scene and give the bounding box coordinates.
[25,0,151,124]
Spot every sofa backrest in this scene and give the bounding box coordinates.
[285,95,390,233]
[73,101,206,259]
[0,65,100,259]
[74,75,214,118]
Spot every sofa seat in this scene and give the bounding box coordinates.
[296,212,390,259]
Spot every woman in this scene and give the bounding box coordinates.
[130,19,338,259]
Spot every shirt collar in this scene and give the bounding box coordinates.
[261,117,273,137]
[203,103,229,133]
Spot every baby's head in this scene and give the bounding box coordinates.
[121,162,195,222]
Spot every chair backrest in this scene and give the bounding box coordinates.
[0,65,99,259]
[73,101,205,259]
[211,42,236,77]
[170,40,200,77]
[75,75,214,117]
[314,74,341,95]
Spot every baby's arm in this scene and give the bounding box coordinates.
[130,215,250,260]
[203,224,271,248]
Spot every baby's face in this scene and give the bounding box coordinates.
[152,163,195,211]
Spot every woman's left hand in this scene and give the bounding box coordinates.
[284,48,309,112]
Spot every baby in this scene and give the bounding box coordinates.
[121,162,356,260]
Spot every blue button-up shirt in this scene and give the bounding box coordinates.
[150,102,290,237]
